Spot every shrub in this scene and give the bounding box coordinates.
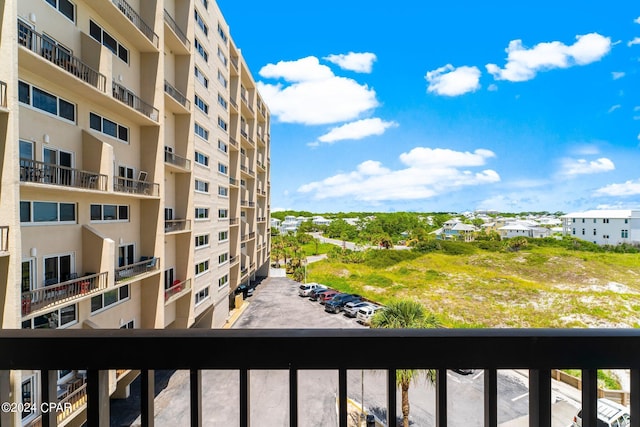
[439,241,476,255]
[364,249,421,268]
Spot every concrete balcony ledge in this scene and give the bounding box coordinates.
[164,278,191,305]
[114,257,160,283]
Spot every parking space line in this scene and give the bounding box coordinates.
[473,371,484,380]
[511,392,528,402]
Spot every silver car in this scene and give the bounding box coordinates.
[343,301,373,318]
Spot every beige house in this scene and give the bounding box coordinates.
[0,0,270,425]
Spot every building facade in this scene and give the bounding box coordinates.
[0,0,270,424]
[562,210,640,246]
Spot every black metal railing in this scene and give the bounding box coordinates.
[21,272,108,317]
[113,176,159,196]
[0,80,6,108]
[0,226,8,253]
[112,81,159,121]
[1,329,640,427]
[164,80,190,109]
[164,279,191,303]
[163,9,189,47]
[164,150,191,170]
[17,21,106,92]
[164,219,190,233]
[19,159,108,191]
[229,137,238,148]
[112,0,159,47]
[115,257,160,282]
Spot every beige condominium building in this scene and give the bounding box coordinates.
[0,0,271,425]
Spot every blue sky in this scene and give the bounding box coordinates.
[217,1,640,213]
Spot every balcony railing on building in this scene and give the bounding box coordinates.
[230,218,239,225]
[0,80,7,108]
[0,226,8,254]
[230,97,238,110]
[113,176,159,197]
[163,10,189,47]
[229,177,238,186]
[21,272,108,317]
[57,375,87,425]
[17,21,106,92]
[112,0,159,47]
[229,137,238,148]
[115,257,159,282]
[164,219,190,233]
[112,81,159,121]
[165,279,191,304]
[20,159,108,191]
[164,149,191,170]
[164,80,190,110]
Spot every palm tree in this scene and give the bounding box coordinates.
[370,300,440,427]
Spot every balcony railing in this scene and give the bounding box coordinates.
[2,329,640,427]
[20,159,108,191]
[164,80,190,110]
[230,97,238,109]
[164,278,191,303]
[115,257,160,282]
[21,272,108,317]
[112,81,159,121]
[0,80,6,108]
[0,226,8,253]
[112,0,159,47]
[113,176,159,197]
[17,21,106,92]
[57,378,87,425]
[230,218,239,225]
[163,9,189,47]
[229,137,238,148]
[164,150,191,170]
[164,219,190,233]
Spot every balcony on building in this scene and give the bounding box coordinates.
[114,256,160,283]
[19,159,108,192]
[89,0,158,52]
[240,86,254,118]
[18,22,107,93]
[164,219,191,234]
[112,81,159,122]
[113,174,159,197]
[229,137,239,150]
[164,80,190,113]
[21,272,109,318]
[164,278,191,304]
[163,9,190,54]
[164,148,191,172]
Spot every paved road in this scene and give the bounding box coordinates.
[114,277,578,426]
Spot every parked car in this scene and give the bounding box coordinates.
[309,288,332,301]
[343,301,374,318]
[572,398,630,427]
[356,305,382,325]
[234,283,254,298]
[318,290,339,305]
[298,283,326,297]
[325,294,362,314]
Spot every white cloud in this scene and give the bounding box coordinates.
[628,37,640,47]
[594,179,640,196]
[324,52,377,73]
[487,84,498,91]
[425,64,481,96]
[315,118,398,145]
[608,104,621,113]
[612,71,626,80]
[635,16,640,24]
[257,56,378,125]
[559,157,615,177]
[298,147,499,201]
[486,33,611,82]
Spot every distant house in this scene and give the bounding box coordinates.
[432,219,477,242]
[312,216,332,226]
[280,215,302,234]
[561,210,640,245]
[498,220,551,239]
[270,218,282,230]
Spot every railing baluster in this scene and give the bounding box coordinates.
[582,369,598,427]
[41,370,56,427]
[387,369,396,427]
[240,369,250,427]
[289,368,297,427]
[338,368,347,427]
[436,369,447,427]
[87,370,109,427]
[529,369,551,427]
[141,370,154,427]
[484,369,497,427]
[190,369,202,427]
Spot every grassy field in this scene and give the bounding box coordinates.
[306,246,640,328]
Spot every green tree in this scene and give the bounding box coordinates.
[371,301,440,427]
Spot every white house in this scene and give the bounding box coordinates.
[561,210,640,245]
[498,221,552,239]
[312,216,332,226]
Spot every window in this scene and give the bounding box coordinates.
[20,201,76,224]
[582,218,585,223]
[20,140,34,160]
[603,218,610,224]
[218,186,228,197]
[582,228,585,235]
[217,70,227,88]
[217,46,228,67]
[195,179,209,193]
[194,123,209,141]
[195,260,210,276]
[89,20,128,63]
[90,285,129,313]
[201,0,208,9]
[593,229,597,236]
[195,234,210,248]
[195,287,209,305]
[218,140,228,153]
[90,112,129,142]
[218,162,228,175]
[194,9,208,35]
[625,219,629,224]
[218,230,228,241]
[218,209,228,219]
[194,38,208,61]
[45,0,75,22]
[22,304,77,329]
[218,93,228,110]
[572,228,576,235]
[195,207,209,219]
[18,81,76,122]
[217,117,227,131]
[218,274,228,287]
[217,23,228,42]
[90,204,129,222]
[118,244,135,267]
[21,375,35,420]
[195,95,209,114]
[164,268,175,290]
[195,66,209,88]
[195,151,209,166]
[218,253,228,264]
[622,230,629,238]
[120,320,135,329]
